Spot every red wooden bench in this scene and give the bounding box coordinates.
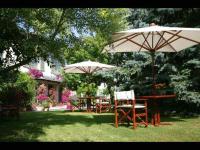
[0,104,20,120]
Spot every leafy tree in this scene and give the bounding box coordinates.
[62,8,130,91]
[0,8,129,77]
[0,9,65,75]
[111,8,200,114]
[64,8,129,64]
[0,8,129,100]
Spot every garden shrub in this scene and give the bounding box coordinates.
[0,72,37,110]
[15,73,37,109]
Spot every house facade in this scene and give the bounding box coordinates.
[19,58,63,103]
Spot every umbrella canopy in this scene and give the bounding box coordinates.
[103,24,200,53]
[64,60,116,74]
[103,24,200,94]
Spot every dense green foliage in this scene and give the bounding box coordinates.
[61,8,129,93]
[63,8,129,64]
[0,8,129,105]
[77,83,97,96]
[0,8,128,76]
[15,73,37,105]
[0,72,36,109]
[103,8,200,113]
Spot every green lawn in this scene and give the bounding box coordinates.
[0,111,200,142]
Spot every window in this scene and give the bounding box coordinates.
[29,61,37,68]
[40,60,45,71]
[51,59,61,73]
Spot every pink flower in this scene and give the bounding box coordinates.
[61,90,71,103]
[28,68,43,78]
[56,74,62,80]
[37,94,49,101]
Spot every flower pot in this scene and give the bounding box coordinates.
[36,106,44,111]
[22,107,26,112]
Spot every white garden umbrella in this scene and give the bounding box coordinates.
[64,60,116,112]
[103,23,200,94]
[64,60,116,74]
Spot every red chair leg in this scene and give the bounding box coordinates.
[145,108,148,127]
[115,109,118,128]
[133,109,136,129]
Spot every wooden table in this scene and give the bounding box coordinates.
[139,94,176,126]
[78,96,100,112]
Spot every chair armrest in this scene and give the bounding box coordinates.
[99,97,111,102]
[135,99,148,101]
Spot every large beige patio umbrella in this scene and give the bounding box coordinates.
[64,60,116,74]
[103,23,200,94]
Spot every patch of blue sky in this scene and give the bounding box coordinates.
[71,26,96,38]
[17,21,34,33]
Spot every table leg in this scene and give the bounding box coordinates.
[77,100,80,110]
[152,101,159,126]
[151,113,155,125]
[87,98,91,112]
[155,112,159,126]
[157,110,160,124]
[154,102,173,126]
[155,101,161,126]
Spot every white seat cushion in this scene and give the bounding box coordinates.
[101,102,109,104]
[96,101,109,104]
[117,104,145,109]
[135,104,146,108]
[117,104,133,108]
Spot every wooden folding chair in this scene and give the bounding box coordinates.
[69,91,80,111]
[114,90,148,129]
[96,94,111,113]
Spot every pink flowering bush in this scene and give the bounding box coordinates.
[49,88,56,100]
[48,88,57,106]
[62,88,73,110]
[36,84,50,110]
[36,95,49,101]
[37,84,48,101]
[61,88,71,103]
[28,68,43,78]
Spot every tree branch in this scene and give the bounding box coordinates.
[51,8,67,40]
[0,57,33,74]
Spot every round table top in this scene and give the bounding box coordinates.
[78,96,101,99]
[139,94,176,99]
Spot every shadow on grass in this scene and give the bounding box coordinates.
[159,116,186,123]
[0,111,198,141]
[0,111,114,142]
[160,114,199,123]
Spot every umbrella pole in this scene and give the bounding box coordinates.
[86,74,92,112]
[151,51,156,95]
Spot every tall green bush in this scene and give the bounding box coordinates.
[0,72,36,109]
[15,73,37,107]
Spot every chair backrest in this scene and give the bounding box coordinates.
[96,94,111,103]
[80,93,84,97]
[105,94,110,99]
[69,91,78,101]
[70,91,77,96]
[114,90,135,101]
